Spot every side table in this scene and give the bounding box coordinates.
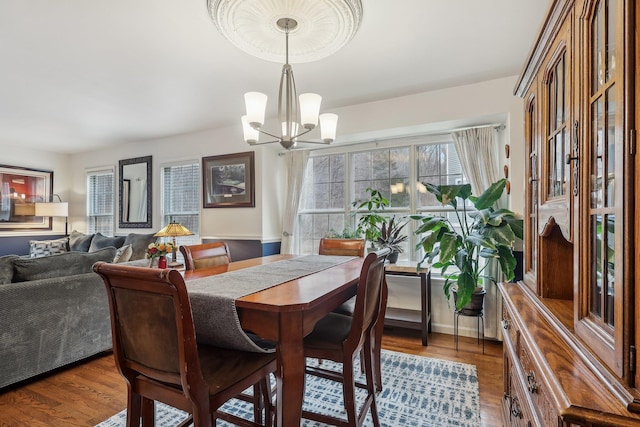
[384,263,431,346]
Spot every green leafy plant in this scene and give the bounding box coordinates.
[324,226,361,239]
[352,188,389,248]
[376,215,408,254]
[411,178,523,310]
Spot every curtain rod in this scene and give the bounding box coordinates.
[278,123,506,155]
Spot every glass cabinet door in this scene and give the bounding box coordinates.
[576,0,625,377]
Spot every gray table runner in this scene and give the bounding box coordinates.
[186,255,355,353]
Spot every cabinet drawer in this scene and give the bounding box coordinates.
[519,342,560,427]
[504,351,538,427]
[502,304,518,347]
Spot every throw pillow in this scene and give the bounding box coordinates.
[88,233,126,252]
[29,237,69,258]
[13,247,117,282]
[69,230,94,252]
[123,232,157,260]
[113,244,133,263]
[0,255,19,285]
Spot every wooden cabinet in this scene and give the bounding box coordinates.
[502,0,640,425]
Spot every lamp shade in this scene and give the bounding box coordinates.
[319,113,338,143]
[154,222,194,238]
[299,93,322,129]
[241,115,260,144]
[244,92,268,128]
[35,202,69,217]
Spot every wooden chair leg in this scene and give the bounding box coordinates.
[343,358,358,426]
[141,397,155,427]
[126,389,142,427]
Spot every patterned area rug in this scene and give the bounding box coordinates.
[96,349,480,427]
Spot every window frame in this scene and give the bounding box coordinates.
[296,134,467,265]
[86,167,115,235]
[159,160,202,255]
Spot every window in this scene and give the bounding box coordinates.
[160,162,201,254]
[86,169,115,235]
[297,137,468,264]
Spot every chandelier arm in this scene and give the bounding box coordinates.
[248,139,282,146]
[256,128,283,140]
[291,127,313,139]
[293,139,331,145]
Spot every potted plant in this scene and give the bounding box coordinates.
[352,188,389,251]
[411,178,523,311]
[376,215,408,263]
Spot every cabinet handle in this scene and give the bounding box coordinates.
[527,370,539,394]
[565,154,578,165]
[510,395,523,419]
[572,120,580,196]
[502,319,511,330]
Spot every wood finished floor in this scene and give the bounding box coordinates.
[0,329,503,427]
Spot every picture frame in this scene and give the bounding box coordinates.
[202,151,255,208]
[0,164,54,231]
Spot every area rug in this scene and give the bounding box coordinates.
[96,349,480,427]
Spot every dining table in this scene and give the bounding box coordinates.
[182,253,366,427]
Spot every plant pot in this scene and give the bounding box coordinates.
[387,250,399,264]
[453,288,486,316]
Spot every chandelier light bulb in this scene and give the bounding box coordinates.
[241,115,260,144]
[244,92,267,128]
[319,113,338,143]
[299,93,322,130]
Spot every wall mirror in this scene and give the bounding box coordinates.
[119,156,152,228]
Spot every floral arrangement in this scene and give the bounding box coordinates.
[146,242,175,259]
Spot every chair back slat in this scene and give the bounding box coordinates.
[93,263,202,388]
[180,242,232,271]
[318,238,365,257]
[346,249,389,349]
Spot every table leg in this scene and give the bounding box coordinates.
[275,311,305,427]
[420,272,428,346]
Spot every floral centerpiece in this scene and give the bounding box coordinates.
[146,242,175,260]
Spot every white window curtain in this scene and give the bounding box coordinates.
[452,126,504,340]
[281,150,309,254]
[452,127,501,198]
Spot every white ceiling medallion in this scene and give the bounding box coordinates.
[208,0,363,63]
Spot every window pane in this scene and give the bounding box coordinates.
[86,170,114,235]
[302,154,345,210]
[161,163,200,253]
[354,147,410,208]
[417,143,464,208]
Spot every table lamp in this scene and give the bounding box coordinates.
[154,221,194,267]
[35,194,69,236]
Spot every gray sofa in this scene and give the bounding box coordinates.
[0,232,155,389]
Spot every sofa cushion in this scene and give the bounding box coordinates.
[123,233,157,260]
[29,238,69,258]
[69,230,94,252]
[0,255,19,284]
[113,244,133,263]
[13,247,117,283]
[89,233,126,252]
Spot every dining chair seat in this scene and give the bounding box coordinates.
[302,249,389,427]
[93,262,276,427]
[180,242,232,271]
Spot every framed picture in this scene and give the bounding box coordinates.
[0,164,54,231]
[202,152,255,208]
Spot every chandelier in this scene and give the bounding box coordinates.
[207,0,363,150]
[241,18,337,150]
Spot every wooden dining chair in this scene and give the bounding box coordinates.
[93,262,276,427]
[320,237,387,393]
[302,248,390,427]
[318,238,365,257]
[180,241,232,271]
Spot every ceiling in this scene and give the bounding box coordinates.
[0,1,549,154]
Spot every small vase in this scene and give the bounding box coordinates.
[388,250,399,264]
[157,256,167,269]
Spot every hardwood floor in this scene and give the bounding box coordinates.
[0,329,503,426]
